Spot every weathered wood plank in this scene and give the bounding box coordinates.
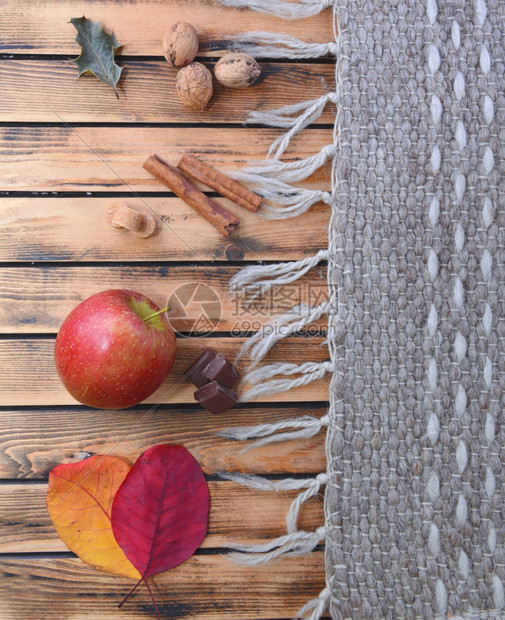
[0,406,326,479]
[0,126,331,193]
[0,60,335,123]
[0,553,325,619]
[0,2,334,618]
[0,480,323,552]
[0,0,333,55]
[1,197,329,262]
[0,337,330,406]
[0,265,328,333]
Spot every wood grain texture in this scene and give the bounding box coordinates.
[1,0,334,615]
[0,59,336,123]
[0,407,327,479]
[0,0,333,55]
[0,126,332,192]
[0,481,323,552]
[1,197,329,262]
[0,553,325,619]
[0,337,330,406]
[0,265,328,333]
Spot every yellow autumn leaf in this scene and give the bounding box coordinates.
[47,454,141,579]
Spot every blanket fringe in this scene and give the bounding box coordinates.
[230,249,329,297]
[219,413,330,448]
[215,1,338,616]
[227,526,327,565]
[295,588,331,619]
[235,144,336,183]
[237,302,331,368]
[217,0,333,19]
[225,31,337,59]
[246,93,337,158]
[240,360,333,402]
[230,173,332,219]
[221,472,328,533]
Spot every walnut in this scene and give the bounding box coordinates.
[162,22,199,68]
[176,62,213,110]
[214,52,261,88]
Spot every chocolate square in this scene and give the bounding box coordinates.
[185,347,217,387]
[202,352,241,389]
[194,381,238,414]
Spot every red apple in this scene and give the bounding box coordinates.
[54,289,176,409]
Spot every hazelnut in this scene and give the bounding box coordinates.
[162,22,199,68]
[214,52,261,88]
[176,62,213,110]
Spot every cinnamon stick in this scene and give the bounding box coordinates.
[177,154,262,213]
[143,154,240,236]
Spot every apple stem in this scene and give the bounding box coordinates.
[143,306,170,323]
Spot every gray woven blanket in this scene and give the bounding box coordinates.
[218,0,505,617]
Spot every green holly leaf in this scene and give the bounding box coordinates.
[70,16,123,98]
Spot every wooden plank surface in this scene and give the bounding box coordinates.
[0,265,328,332]
[0,481,324,551]
[0,0,333,55]
[0,126,331,193]
[0,337,330,406]
[1,198,329,262]
[0,553,325,619]
[0,59,336,123]
[0,407,327,479]
[1,0,333,616]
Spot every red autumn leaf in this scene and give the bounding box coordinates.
[111,444,209,578]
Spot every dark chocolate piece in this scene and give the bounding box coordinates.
[186,347,217,387]
[202,352,241,389]
[194,381,238,414]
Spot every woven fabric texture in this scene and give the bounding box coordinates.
[326,0,505,617]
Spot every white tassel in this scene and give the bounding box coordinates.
[220,472,328,533]
[247,96,332,129]
[247,92,337,158]
[219,471,324,492]
[220,413,330,448]
[238,144,336,183]
[240,361,333,402]
[260,190,332,218]
[225,32,337,59]
[285,473,328,533]
[217,0,333,20]
[231,173,332,219]
[238,302,331,368]
[230,249,329,297]
[295,587,331,619]
[228,526,327,565]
